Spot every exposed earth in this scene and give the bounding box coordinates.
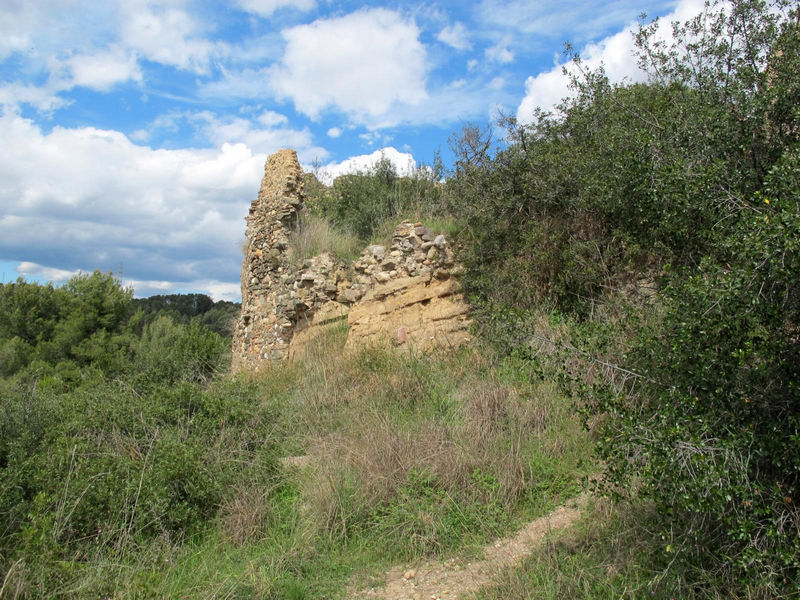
[354,495,588,600]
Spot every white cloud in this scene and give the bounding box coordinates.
[516,0,707,123]
[16,262,79,284]
[362,76,509,130]
[0,46,141,114]
[0,30,31,61]
[327,127,342,138]
[200,66,273,100]
[187,280,241,302]
[0,1,227,114]
[485,41,514,64]
[357,130,397,148]
[121,5,223,73]
[316,147,417,186]
[479,0,675,40]
[0,84,71,113]
[516,67,570,120]
[236,0,315,18]
[14,261,241,302]
[0,1,92,60]
[67,47,142,91]
[0,111,267,299]
[187,111,327,163]
[437,22,471,50]
[269,8,428,123]
[129,129,149,143]
[256,110,288,127]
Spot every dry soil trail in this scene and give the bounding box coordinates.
[354,495,588,600]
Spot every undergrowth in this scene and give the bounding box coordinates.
[0,318,592,598]
[470,498,798,600]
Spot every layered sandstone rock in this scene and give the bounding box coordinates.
[232,149,472,371]
[344,222,471,351]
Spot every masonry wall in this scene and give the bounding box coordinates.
[231,149,471,372]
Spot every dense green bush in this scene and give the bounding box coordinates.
[312,153,446,242]
[0,273,270,591]
[449,0,799,592]
[597,145,800,587]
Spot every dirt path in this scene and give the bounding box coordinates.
[354,495,588,600]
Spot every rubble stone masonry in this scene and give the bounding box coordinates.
[231,149,471,372]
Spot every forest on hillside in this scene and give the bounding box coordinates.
[0,0,798,597]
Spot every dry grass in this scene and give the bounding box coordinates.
[287,212,362,265]
[282,338,588,545]
[219,483,274,546]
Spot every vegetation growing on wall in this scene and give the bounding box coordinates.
[308,153,448,243]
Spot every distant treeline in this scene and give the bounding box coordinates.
[132,292,240,337]
[0,274,239,382]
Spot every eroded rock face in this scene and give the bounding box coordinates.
[232,149,471,371]
[344,222,471,352]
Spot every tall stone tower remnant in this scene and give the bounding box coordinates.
[232,149,306,369]
[232,148,472,372]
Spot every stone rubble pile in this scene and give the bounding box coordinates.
[353,221,460,285]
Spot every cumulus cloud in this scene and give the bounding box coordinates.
[269,8,428,123]
[120,5,224,73]
[0,111,266,300]
[315,147,417,186]
[66,47,142,91]
[236,0,315,17]
[437,22,471,50]
[516,0,706,123]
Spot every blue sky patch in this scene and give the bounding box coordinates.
[0,0,698,299]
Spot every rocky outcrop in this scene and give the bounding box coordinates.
[232,149,471,371]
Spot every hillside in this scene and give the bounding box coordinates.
[0,1,798,597]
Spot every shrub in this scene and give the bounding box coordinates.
[315,154,446,242]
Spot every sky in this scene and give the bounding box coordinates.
[0,0,707,301]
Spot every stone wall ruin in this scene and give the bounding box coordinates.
[231,149,471,372]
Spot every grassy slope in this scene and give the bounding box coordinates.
[3,323,593,598]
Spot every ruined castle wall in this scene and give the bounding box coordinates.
[231,149,306,370]
[231,150,471,371]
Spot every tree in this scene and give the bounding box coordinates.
[449,0,799,590]
[588,1,800,588]
[0,271,133,378]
